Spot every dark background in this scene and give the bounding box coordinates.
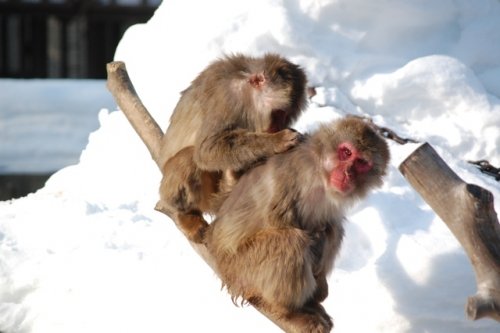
[0,0,159,199]
[1,0,159,79]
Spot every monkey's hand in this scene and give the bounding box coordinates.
[271,129,305,154]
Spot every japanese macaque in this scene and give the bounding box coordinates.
[156,53,308,242]
[204,117,390,332]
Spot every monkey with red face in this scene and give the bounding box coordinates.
[204,116,390,333]
[156,54,308,242]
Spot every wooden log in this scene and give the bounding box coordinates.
[106,60,304,333]
[399,143,500,321]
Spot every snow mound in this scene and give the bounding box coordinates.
[1,1,499,332]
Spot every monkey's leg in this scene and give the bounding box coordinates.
[312,274,329,302]
[157,147,220,243]
[231,229,332,333]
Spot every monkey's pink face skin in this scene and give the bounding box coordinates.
[328,142,373,194]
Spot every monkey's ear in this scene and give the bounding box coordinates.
[248,73,266,89]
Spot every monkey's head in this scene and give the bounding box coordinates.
[316,117,390,200]
[227,53,308,133]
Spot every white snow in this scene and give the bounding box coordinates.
[1,0,500,332]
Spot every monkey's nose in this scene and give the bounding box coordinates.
[345,169,353,178]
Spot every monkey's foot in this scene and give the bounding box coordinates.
[304,302,333,331]
[176,213,209,243]
[273,128,305,154]
[286,311,332,333]
[248,296,332,333]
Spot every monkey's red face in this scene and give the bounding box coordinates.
[328,142,373,194]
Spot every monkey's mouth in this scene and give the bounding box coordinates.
[329,171,354,194]
[267,109,287,133]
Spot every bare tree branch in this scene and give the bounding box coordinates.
[468,160,500,181]
[399,143,500,322]
[352,115,419,145]
[106,61,164,166]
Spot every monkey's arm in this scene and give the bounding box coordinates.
[195,127,301,172]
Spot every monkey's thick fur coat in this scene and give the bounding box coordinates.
[205,117,390,332]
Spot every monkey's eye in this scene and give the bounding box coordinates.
[354,158,372,173]
[338,146,352,161]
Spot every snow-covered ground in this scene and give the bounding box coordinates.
[1,0,499,332]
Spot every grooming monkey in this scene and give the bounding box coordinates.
[205,117,390,332]
[156,53,308,242]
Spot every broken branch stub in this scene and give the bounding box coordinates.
[399,143,500,322]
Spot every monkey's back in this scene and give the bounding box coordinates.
[158,88,205,167]
[158,57,251,168]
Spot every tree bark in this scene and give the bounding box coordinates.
[399,143,500,322]
[106,61,164,166]
[106,61,304,333]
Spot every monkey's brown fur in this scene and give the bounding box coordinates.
[204,117,390,332]
[156,54,308,242]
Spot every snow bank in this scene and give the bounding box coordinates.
[1,0,499,332]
